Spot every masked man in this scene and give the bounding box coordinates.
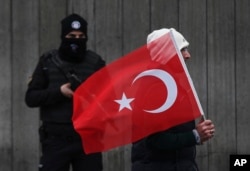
[25,13,105,171]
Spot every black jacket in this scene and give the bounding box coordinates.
[25,49,105,123]
[132,121,199,171]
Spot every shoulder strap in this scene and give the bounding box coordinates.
[42,49,73,81]
[44,49,101,82]
[50,51,80,83]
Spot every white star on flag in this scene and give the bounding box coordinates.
[114,93,135,111]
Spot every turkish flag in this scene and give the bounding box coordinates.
[73,31,204,154]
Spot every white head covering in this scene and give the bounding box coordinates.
[147,28,189,50]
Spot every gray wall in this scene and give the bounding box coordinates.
[0,0,250,170]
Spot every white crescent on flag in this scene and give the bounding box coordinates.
[132,69,178,114]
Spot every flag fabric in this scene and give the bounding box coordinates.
[72,31,204,154]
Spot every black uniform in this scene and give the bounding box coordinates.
[132,121,199,171]
[25,49,105,171]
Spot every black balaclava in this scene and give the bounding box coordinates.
[59,13,88,62]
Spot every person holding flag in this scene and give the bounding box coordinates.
[131,28,215,171]
[71,25,215,170]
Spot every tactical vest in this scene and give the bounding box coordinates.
[40,49,103,123]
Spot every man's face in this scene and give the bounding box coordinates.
[65,30,86,39]
[181,47,191,60]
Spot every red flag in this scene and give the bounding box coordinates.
[73,31,203,154]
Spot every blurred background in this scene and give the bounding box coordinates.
[0,0,250,170]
